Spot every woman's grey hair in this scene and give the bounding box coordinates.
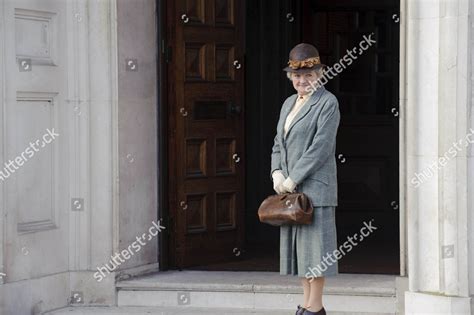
[286,69,324,81]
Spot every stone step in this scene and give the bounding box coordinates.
[115,271,398,314]
[44,305,390,315]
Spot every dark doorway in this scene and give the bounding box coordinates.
[300,0,400,274]
[163,0,400,275]
[242,0,400,275]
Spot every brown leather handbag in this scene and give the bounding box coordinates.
[258,193,314,226]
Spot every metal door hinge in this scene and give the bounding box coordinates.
[162,216,174,234]
[162,40,172,63]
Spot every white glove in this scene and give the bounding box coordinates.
[272,170,286,194]
[281,177,297,193]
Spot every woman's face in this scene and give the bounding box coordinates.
[290,71,318,95]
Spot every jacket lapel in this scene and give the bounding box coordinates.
[279,94,297,143]
[282,86,326,141]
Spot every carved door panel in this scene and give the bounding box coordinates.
[167,0,245,267]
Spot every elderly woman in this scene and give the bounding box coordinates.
[270,43,340,315]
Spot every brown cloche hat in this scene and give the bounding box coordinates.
[283,43,325,73]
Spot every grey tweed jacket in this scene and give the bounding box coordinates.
[270,86,340,206]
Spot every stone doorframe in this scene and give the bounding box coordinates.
[400,0,473,313]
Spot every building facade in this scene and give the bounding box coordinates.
[0,0,473,314]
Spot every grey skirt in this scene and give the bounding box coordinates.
[280,206,339,278]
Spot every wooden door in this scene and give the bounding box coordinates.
[166,0,245,268]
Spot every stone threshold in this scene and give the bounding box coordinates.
[116,271,397,297]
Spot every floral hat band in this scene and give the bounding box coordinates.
[283,43,325,73]
[288,57,321,70]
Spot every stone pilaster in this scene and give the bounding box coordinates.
[404,0,472,313]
